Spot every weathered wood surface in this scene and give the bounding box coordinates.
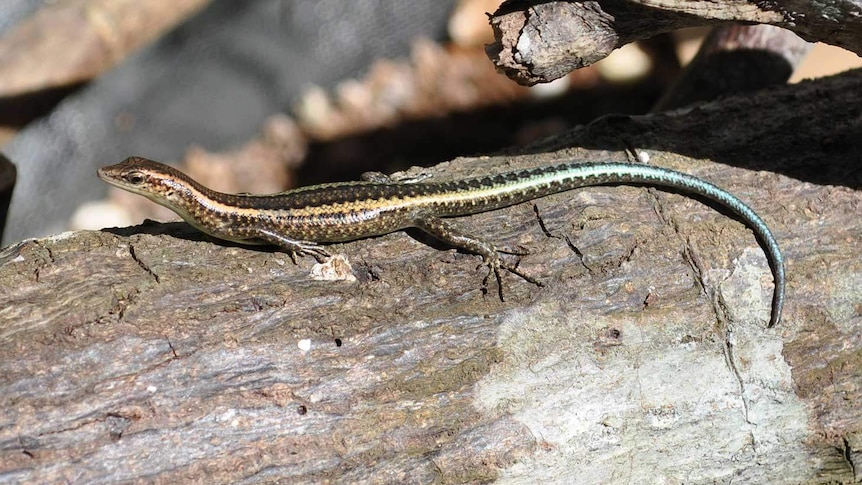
[654,24,812,111]
[488,0,862,85]
[1,69,862,483]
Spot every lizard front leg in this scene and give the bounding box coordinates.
[251,228,330,263]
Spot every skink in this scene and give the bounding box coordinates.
[98,156,785,327]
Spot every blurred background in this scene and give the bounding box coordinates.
[0,0,860,246]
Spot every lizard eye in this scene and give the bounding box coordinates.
[125,171,145,185]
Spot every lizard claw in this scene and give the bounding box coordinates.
[299,245,331,263]
[481,253,543,301]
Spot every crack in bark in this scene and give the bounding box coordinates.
[532,203,593,274]
[643,182,734,327]
[679,240,711,309]
[641,175,755,426]
[30,240,55,283]
[112,288,143,323]
[35,414,104,437]
[563,234,592,274]
[532,204,553,238]
[619,240,639,265]
[722,329,753,425]
[166,338,179,359]
[842,436,858,480]
[129,243,160,284]
[18,435,36,458]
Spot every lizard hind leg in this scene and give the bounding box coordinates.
[412,215,543,301]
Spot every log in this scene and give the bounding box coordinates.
[653,24,812,111]
[1,69,861,482]
[488,0,862,85]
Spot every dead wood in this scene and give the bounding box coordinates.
[488,0,862,85]
[654,24,812,111]
[1,69,861,482]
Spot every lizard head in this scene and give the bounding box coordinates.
[97,156,201,208]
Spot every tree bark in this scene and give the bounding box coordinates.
[488,0,862,85]
[653,24,812,111]
[1,69,861,483]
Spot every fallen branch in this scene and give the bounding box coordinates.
[1,69,861,482]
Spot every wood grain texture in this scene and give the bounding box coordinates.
[488,0,862,85]
[1,69,861,482]
[654,24,812,111]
